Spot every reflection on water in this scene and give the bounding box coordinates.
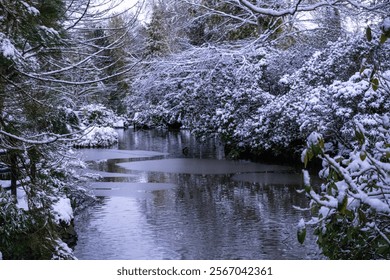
[117,158,292,175]
[73,129,320,260]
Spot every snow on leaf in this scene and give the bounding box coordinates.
[21,1,40,16]
[0,34,17,59]
[303,169,311,186]
[52,197,73,224]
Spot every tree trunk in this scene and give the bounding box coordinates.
[10,153,18,198]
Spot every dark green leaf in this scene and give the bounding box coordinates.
[304,150,308,168]
[355,129,365,146]
[312,145,322,157]
[358,208,367,225]
[297,227,306,244]
[319,137,325,150]
[366,26,372,42]
[307,148,313,161]
[338,196,348,214]
[380,34,388,44]
[372,78,379,91]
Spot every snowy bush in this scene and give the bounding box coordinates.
[0,142,94,260]
[285,36,372,88]
[296,27,390,259]
[299,119,390,259]
[74,126,118,148]
[79,104,118,127]
[296,72,389,147]
[252,32,390,158]
[243,93,304,155]
[0,184,76,259]
[73,104,121,148]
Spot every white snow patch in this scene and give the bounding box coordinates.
[381,17,390,33]
[39,25,59,36]
[312,51,322,59]
[362,197,390,213]
[52,239,75,260]
[52,197,73,224]
[307,132,322,146]
[0,180,11,189]
[0,36,17,59]
[319,206,332,218]
[113,119,125,128]
[298,218,305,229]
[302,170,311,186]
[21,1,40,15]
[16,188,28,210]
[279,75,289,85]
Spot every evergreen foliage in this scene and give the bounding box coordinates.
[0,0,128,259]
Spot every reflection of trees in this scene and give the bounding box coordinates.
[119,129,221,159]
[138,173,318,259]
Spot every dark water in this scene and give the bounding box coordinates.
[73,129,320,260]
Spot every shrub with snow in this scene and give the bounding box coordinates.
[73,103,122,148]
[79,104,118,127]
[0,143,93,260]
[74,126,118,148]
[299,120,390,259]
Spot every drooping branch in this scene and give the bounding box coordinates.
[18,58,141,85]
[238,0,389,17]
[238,0,342,17]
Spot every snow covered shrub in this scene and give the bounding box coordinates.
[74,126,118,148]
[79,104,117,127]
[284,29,390,156]
[243,93,304,156]
[0,175,76,259]
[74,104,120,147]
[0,142,91,260]
[300,120,390,259]
[297,71,390,149]
[285,36,372,88]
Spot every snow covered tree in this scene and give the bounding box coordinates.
[0,0,136,259]
[195,0,259,42]
[188,0,389,47]
[145,4,170,57]
[144,0,193,57]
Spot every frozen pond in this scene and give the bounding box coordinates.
[73,129,320,260]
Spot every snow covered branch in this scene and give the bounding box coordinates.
[238,0,342,17]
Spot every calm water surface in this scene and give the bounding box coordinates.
[73,129,320,260]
